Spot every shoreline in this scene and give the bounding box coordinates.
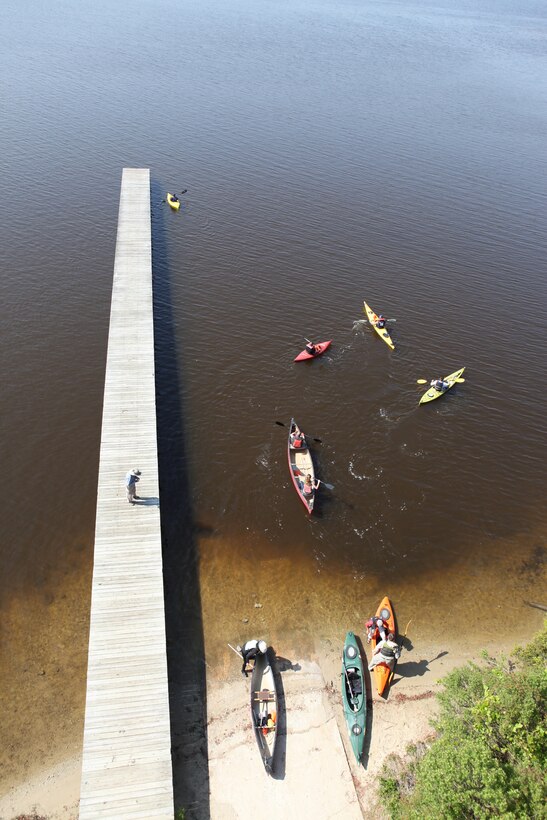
[0,633,529,820]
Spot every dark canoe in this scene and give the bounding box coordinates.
[287,418,316,514]
[370,596,397,696]
[341,631,366,762]
[250,648,278,774]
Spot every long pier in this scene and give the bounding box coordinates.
[80,169,173,818]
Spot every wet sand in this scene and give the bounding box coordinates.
[1,630,538,820]
[1,522,544,818]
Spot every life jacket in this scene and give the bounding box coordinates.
[380,641,397,659]
[293,438,303,448]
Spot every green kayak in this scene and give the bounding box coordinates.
[341,631,366,762]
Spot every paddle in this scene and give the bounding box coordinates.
[416,378,465,385]
[275,421,322,444]
[180,189,188,195]
[228,643,243,658]
[343,661,356,704]
[389,619,412,686]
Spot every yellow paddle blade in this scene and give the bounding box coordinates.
[416,379,428,384]
[455,378,465,383]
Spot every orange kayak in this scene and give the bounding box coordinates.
[370,596,396,695]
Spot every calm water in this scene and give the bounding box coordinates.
[1,0,546,804]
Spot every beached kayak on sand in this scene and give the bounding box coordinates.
[341,631,366,762]
[370,596,397,696]
[363,301,395,350]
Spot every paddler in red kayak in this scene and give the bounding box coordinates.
[305,341,317,355]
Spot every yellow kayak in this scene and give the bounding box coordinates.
[363,301,395,350]
[167,192,180,211]
[419,367,465,405]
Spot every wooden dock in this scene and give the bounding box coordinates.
[79,169,174,818]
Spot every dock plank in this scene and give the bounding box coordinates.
[79,169,173,819]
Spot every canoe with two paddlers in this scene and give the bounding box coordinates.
[287,418,317,514]
[363,301,395,350]
[250,648,278,775]
[419,367,465,405]
[370,596,397,696]
[341,631,366,762]
[294,340,332,362]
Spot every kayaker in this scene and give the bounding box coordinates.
[368,633,400,671]
[290,424,306,449]
[305,341,316,355]
[240,639,267,677]
[365,616,389,644]
[431,378,449,392]
[302,474,319,495]
[375,315,387,329]
[170,193,179,202]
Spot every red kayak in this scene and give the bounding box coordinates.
[294,340,332,362]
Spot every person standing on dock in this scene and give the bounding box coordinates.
[125,468,142,504]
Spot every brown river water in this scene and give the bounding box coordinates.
[1,0,546,809]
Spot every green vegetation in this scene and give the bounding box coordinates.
[379,623,547,819]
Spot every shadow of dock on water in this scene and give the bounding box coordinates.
[152,179,211,820]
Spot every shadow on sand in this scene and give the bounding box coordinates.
[152,179,210,820]
[270,648,294,781]
[390,651,449,687]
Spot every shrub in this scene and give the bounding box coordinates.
[379,622,547,819]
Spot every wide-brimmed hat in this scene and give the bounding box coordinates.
[132,469,142,476]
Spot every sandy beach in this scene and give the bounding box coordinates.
[0,630,527,820]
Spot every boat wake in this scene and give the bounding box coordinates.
[348,459,381,481]
[400,443,427,458]
[256,444,271,470]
